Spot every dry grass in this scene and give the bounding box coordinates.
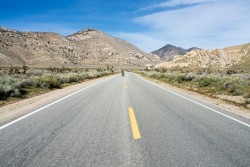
[139,70,250,108]
[0,66,115,103]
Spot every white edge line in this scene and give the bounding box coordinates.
[0,75,117,130]
[138,75,250,128]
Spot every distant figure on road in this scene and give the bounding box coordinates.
[121,70,125,77]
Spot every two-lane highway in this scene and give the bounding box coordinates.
[0,72,250,166]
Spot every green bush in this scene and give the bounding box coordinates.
[176,74,186,83]
[0,69,113,101]
[184,74,195,81]
[245,98,250,104]
[35,76,61,89]
[222,79,245,96]
[17,79,34,88]
[0,77,21,99]
[97,67,104,72]
[197,77,216,87]
[139,71,250,103]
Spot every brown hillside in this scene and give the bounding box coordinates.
[156,43,250,70]
[0,27,160,67]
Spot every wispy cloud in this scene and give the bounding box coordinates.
[132,0,250,51]
[138,0,225,12]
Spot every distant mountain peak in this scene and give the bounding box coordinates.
[67,28,105,41]
[76,28,99,33]
[152,44,200,61]
[164,44,176,47]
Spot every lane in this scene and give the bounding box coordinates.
[127,73,250,166]
[0,76,117,130]
[0,72,249,167]
[0,75,143,167]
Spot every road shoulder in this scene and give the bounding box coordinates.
[140,75,250,120]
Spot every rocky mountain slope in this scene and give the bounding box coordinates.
[0,27,160,67]
[152,44,200,61]
[156,43,250,70]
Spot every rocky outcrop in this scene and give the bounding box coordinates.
[156,43,250,70]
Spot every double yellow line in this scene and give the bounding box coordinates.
[128,107,141,140]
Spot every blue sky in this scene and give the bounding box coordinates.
[0,0,250,52]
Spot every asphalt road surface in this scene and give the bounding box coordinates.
[0,73,250,167]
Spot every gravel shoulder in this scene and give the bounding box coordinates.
[0,75,115,125]
[141,75,250,120]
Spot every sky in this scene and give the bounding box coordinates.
[0,0,250,52]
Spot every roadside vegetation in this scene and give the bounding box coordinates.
[138,68,250,108]
[0,65,115,104]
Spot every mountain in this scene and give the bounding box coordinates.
[67,28,160,67]
[0,27,160,67]
[156,43,250,70]
[152,44,200,61]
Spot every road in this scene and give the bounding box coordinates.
[0,73,250,167]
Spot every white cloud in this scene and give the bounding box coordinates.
[139,0,225,11]
[133,0,250,50]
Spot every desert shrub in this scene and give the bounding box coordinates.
[151,73,162,79]
[35,76,61,89]
[245,92,250,98]
[226,69,237,75]
[13,67,21,74]
[22,65,28,74]
[184,73,195,81]
[97,67,104,72]
[196,68,206,75]
[58,71,111,84]
[222,79,245,96]
[0,69,113,101]
[197,77,216,87]
[175,74,195,83]
[155,68,160,72]
[176,74,186,83]
[0,77,21,99]
[17,79,34,88]
[8,66,14,75]
[139,71,250,102]
[155,68,168,73]
[86,73,96,79]
[245,98,250,104]
[48,67,67,73]
[60,74,82,83]
[96,71,110,78]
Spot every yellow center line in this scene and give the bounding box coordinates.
[124,81,128,88]
[128,107,141,140]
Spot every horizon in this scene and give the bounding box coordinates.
[0,0,249,52]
